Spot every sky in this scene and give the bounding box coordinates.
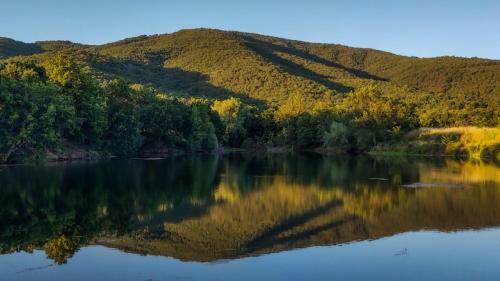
[1,0,499,59]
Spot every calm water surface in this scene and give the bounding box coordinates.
[1,154,499,281]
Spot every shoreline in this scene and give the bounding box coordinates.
[2,146,498,167]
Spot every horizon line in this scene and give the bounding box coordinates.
[2,27,499,61]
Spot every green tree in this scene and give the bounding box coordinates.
[139,91,192,148]
[102,79,142,155]
[335,84,417,148]
[43,53,106,145]
[323,121,350,149]
[189,101,219,151]
[0,76,74,162]
[212,97,251,147]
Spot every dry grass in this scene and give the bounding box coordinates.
[416,127,499,159]
[376,127,500,160]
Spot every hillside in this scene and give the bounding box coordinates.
[3,29,497,129]
[1,29,498,161]
[2,29,499,102]
[251,34,500,95]
[87,29,500,107]
[0,37,86,58]
[0,37,42,58]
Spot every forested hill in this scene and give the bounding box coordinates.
[0,37,86,58]
[0,37,43,58]
[2,29,500,101]
[1,29,498,162]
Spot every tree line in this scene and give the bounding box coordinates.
[0,55,497,162]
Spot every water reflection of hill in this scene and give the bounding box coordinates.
[1,154,499,263]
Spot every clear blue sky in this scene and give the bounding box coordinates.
[1,0,499,59]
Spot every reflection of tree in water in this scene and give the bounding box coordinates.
[44,235,80,265]
[0,156,221,263]
[0,155,499,264]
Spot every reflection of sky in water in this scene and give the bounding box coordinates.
[2,228,500,281]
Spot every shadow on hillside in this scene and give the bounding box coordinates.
[242,36,387,92]
[89,55,265,106]
[0,38,44,58]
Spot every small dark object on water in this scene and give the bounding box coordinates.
[368,177,389,181]
[402,182,466,189]
[17,264,54,273]
[395,248,408,256]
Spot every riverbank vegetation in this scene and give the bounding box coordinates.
[1,29,499,163]
[371,127,500,160]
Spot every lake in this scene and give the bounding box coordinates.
[1,154,499,281]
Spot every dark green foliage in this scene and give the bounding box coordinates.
[101,79,142,155]
[0,58,225,161]
[139,91,192,148]
[276,114,322,148]
[212,97,266,147]
[323,121,350,149]
[0,76,73,161]
[188,100,219,151]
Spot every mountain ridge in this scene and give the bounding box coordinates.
[2,28,498,122]
[2,28,498,115]
[0,37,89,58]
[4,28,500,60]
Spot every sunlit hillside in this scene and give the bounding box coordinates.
[2,29,499,108]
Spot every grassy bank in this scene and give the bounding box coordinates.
[371,127,500,161]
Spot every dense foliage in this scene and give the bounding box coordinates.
[0,56,224,161]
[0,29,498,161]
